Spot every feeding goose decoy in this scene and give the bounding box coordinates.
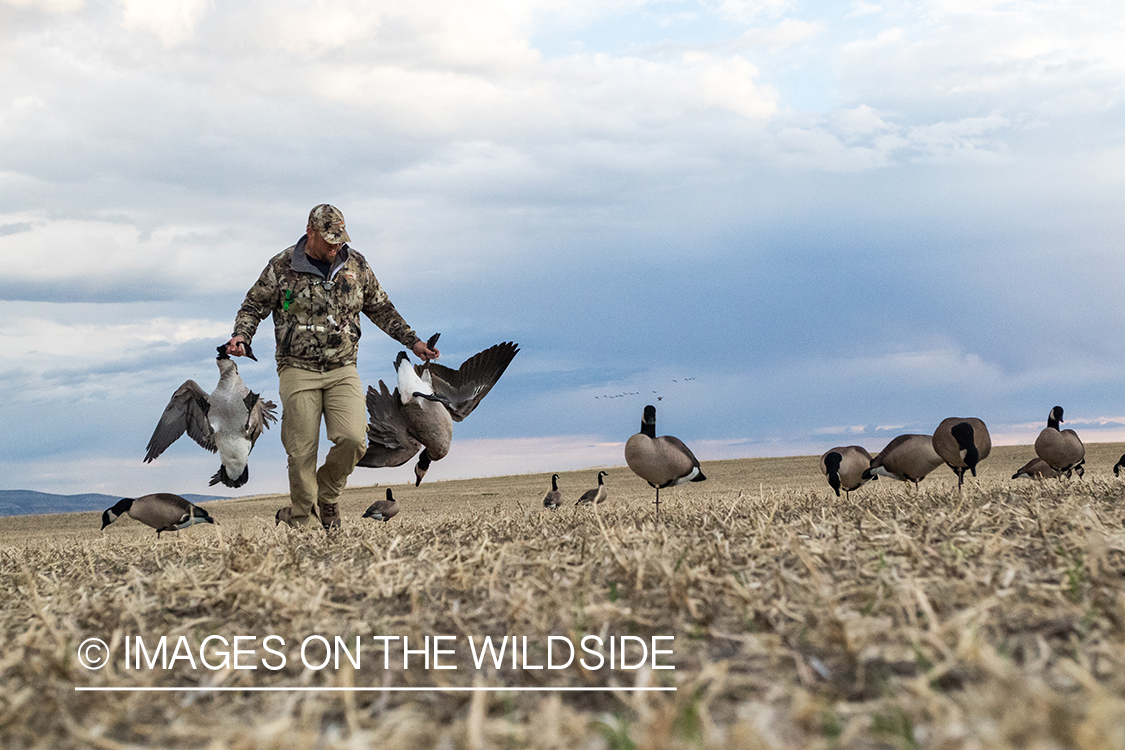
[932,417,991,487]
[624,404,706,511]
[575,471,608,506]
[101,493,215,537]
[1034,406,1085,478]
[542,474,562,510]
[144,345,277,488]
[1012,457,1062,480]
[362,488,400,522]
[820,446,875,498]
[357,335,519,485]
[862,434,944,489]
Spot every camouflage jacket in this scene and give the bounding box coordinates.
[232,236,420,373]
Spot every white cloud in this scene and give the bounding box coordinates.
[119,0,211,46]
[2,0,83,12]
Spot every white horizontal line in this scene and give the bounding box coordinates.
[75,686,676,693]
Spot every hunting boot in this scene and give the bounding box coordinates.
[318,501,341,531]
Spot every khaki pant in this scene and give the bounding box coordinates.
[278,365,367,525]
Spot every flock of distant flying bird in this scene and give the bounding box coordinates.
[99,336,1119,538]
[819,406,1125,500]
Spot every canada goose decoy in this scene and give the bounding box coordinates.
[820,446,875,498]
[575,471,608,506]
[1012,457,1061,480]
[357,335,519,486]
[542,474,562,510]
[362,488,400,522]
[1114,454,1125,477]
[862,434,944,489]
[144,345,278,488]
[624,405,706,511]
[101,493,215,537]
[1034,406,1085,477]
[932,417,991,487]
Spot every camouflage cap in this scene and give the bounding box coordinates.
[308,204,351,244]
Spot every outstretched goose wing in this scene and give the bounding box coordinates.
[357,381,423,467]
[144,380,216,461]
[243,391,278,452]
[423,341,519,422]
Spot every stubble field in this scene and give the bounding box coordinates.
[1,443,1123,749]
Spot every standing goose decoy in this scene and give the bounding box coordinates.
[575,471,608,506]
[624,405,706,511]
[357,335,519,486]
[932,417,991,488]
[144,345,278,488]
[101,493,215,537]
[1012,457,1061,480]
[862,434,944,489]
[362,488,400,522]
[1034,406,1085,477]
[820,446,875,498]
[542,474,562,510]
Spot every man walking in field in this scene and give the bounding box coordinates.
[223,204,439,530]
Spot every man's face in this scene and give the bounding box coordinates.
[306,227,342,262]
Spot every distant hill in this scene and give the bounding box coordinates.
[0,490,230,517]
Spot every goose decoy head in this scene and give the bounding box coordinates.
[950,422,979,470]
[101,498,133,530]
[1115,454,1125,477]
[1048,405,1064,428]
[823,452,843,497]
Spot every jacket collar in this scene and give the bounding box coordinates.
[292,234,349,278]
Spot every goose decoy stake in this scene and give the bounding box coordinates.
[101,493,215,537]
[932,417,991,488]
[821,446,875,498]
[144,345,277,488]
[542,474,562,510]
[624,404,706,511]
[362,488,400,522]
[575,471,608,506]
[358,335,519,486]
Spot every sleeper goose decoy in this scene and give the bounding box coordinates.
[1012,457,1061,480]
[1034,406,1085,477]
[575,471,608,506]
[101,493,215,537]
[357,335,519,486]
[624,405,706,510]
[144,345,278,488]
[861,434,944,488]
[542,474,562,510]
[932,417,991,487]
[362,488,400,522]
[1114,454,1125,477]
[820,446,875,498]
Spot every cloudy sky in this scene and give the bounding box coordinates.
[3,0,1124,498]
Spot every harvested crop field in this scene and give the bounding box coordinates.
[2,443,1124,749]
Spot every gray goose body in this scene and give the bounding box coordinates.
[932,417,991,487]
[144,347,277,488]
[1012,457,1061,480]
[624,405,705,509]
[362,488,400,522]
[1034,406,1085,476]
[576,471,607,506]
[101,493,215,536]
[542,474,562,510]
[358,337,519,486]
[820,446,874,498]
[863,434,943,487]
